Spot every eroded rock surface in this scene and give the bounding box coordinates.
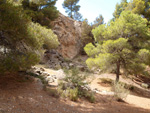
[43,49,70,69]
[51,13,82,59]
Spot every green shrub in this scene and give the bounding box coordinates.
[46,87,59,98]
[63,68,70,75]
[27,72,48,87]
[81,19,93,47]
[68,88,78,101]
[22,0,58,28]
[0,52,39,74]
[57,85,64,94]
[112,82,129,101]
[83,90,95,103]
[0,1,59,73]
[58,67,95,103]
[29,22,59,50]
[64,67,87,88]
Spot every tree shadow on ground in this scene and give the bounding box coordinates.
[60,94,150,113]
[130,86,150,98]
[0,73,149,113]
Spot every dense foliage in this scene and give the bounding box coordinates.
[73,12,83,21]
[113,0,128,19]
[92,14,104,28]
[62,0,82,20]
[85,11,150,82]
[58,67,95,102]
[113,0,150,21]
[81,19,93,48]
[126,0,150,21]
[22,0,59,27]
[81,15,105,54]
[0,0,59,73]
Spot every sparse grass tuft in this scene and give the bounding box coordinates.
[46,87,60,98]
[100,78,114,84]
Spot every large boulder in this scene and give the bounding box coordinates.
[51,13,82,59]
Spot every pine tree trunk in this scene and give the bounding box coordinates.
[70,8,72,18]
[116,62,120,83]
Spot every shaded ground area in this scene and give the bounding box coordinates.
[0,73,150,113]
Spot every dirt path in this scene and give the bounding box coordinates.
[0,73,150,113]
[127,95,150,109]
[34,65,150,110]
[90,75,150,110]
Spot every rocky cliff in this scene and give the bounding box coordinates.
[51,13,82,59]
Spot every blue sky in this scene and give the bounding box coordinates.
[55,0,129,23]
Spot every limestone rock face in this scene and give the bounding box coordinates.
[51,13,82,59]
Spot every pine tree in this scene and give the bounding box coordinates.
[73,12,83,21]
[22,0,58,27]
[62,0,80,19]
[92,14,104,28]
[126,0,150,21]
[113,0,150,21]
[113,0,128,19]
[0,0,59,73]
[85,11,150,82]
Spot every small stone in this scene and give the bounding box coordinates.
[46,76,54,83]
[41,72,50,77]
[18,96,23,99]
[141,83,149,89]
[40,67,45,71]
[69,63,74,67]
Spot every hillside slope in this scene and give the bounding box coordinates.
[0,73,150,113]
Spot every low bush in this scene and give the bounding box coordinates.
[0,1,59,74]
[112,82,129,101]
[83,90,95,103]
[68,88,78,101]
[27,72,48,87]
[46,87,60,98]
[0,52,39,74]
[58,67,95,102]
[100,78,113,84]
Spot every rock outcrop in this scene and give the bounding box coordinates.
[44,49,70,69]
[51,13,82,59]
[43,49,88,70]
[27,66,66,87]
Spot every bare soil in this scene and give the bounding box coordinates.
[90,74,150,110]
[0,73,150,113]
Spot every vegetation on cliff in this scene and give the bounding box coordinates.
[0,0,59,73]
